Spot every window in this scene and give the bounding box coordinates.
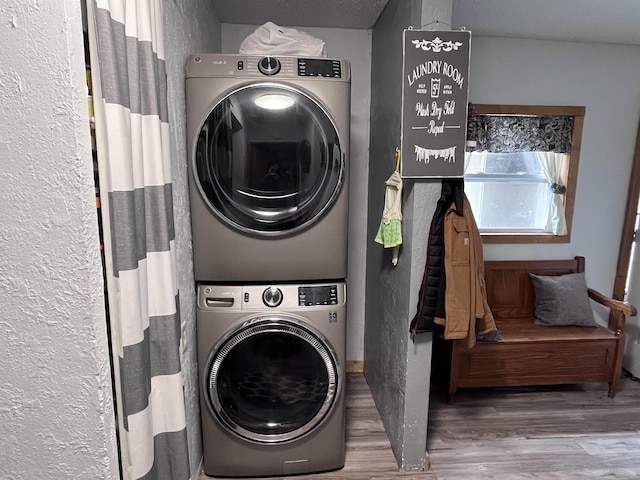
[465,105,585,244]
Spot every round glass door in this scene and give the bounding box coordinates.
[206,317,339,443]
[194,83,344,236]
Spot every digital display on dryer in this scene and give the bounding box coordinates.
[298,59,342,78]
[298,285,338,306]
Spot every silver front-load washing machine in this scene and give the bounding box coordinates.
[186,54,351,283]
[197,282,346,477]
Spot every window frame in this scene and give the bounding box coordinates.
[468,104,585,244]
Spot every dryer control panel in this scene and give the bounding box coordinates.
[297,59,342,78]
[186,54,351,82]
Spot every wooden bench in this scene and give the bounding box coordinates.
[435,257,637,402]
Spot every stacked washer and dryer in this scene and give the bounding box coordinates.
[186,54,351,477]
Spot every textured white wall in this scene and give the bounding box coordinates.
[162,1,222,477]
[469,37,640,308]
[221,23,372,361]
[0,1,118,479]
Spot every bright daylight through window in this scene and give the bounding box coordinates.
[464,105,585,244]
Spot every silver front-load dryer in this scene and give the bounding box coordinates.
[197,282,346,477]
[186,54,351,282]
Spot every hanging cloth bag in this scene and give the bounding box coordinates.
[375,158,403,266]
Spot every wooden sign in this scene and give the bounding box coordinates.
[401,29,471,178]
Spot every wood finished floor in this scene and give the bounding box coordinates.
[427,372,640,479]
[199,373,435,480]
[200,372,640,479]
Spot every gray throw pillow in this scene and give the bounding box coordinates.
[529,272,597,327]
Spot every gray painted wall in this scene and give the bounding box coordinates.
[364,0,452,471]
[0,1,118,479]
[469,37,640,322]
[221,24,372,362]
[162,2,222,477]
[365,0,421,467]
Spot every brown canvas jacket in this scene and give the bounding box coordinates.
[434,194,496,348]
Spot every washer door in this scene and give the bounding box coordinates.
[206,317,339,443]
[194,83,344,236]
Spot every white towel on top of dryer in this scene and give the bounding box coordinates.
[239,22,328,57]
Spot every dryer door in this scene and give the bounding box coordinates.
[205,317,339,443]
[194,83,344,236]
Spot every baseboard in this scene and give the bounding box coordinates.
[194,456,203,480]
[346,360,364,373]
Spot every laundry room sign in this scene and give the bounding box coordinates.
[400,29,471,178]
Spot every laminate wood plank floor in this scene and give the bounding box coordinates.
[200,372,640,479]
[199,373,435,480]
[427,372,640,479]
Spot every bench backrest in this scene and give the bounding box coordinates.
[484,256,585,320]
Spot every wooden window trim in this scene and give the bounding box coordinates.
[610,114,640,329]
[470,104,585,244]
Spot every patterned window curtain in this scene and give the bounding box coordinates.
[467,115,573,154]
[87,1,190,479]
[466,113,572,235]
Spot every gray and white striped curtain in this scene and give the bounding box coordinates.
[87,1,190,479]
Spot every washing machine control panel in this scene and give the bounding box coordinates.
[198,283,345,310]
[298,285,338,306]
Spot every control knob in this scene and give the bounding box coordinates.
[262,286,283,307]
[258,56,281,75]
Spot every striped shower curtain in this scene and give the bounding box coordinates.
[87,1,190,479]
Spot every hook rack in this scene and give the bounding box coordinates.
[409,19,467,31]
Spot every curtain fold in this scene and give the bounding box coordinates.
[463,150,486,174]
[87,1,190,479]
[536,152,569,235]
